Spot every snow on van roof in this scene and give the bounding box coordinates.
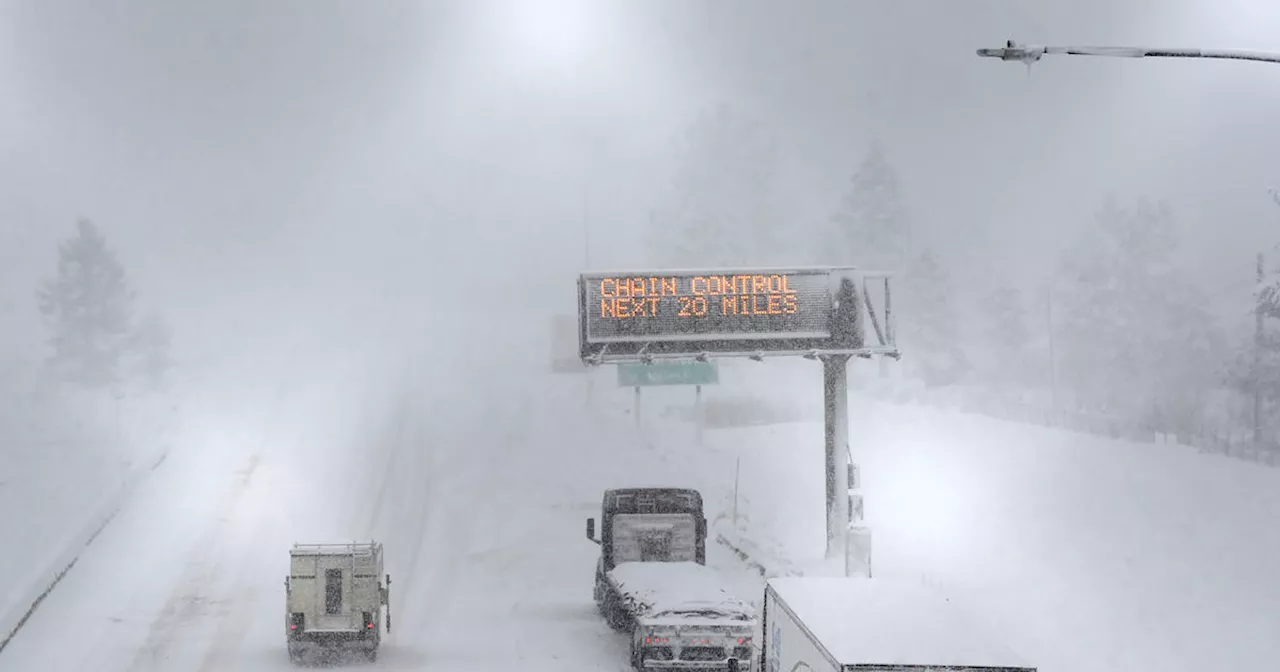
[768,577,1034,669]
[290,541,381,556]
[610,562,753,620]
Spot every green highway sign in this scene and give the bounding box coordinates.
[617,360,719,387]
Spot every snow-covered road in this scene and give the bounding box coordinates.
[0,342,759,672]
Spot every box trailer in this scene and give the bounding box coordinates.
[761,577,1036,672]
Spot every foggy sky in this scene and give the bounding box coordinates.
[3,0,1278,363]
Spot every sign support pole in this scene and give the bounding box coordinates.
[634,386,641,429]
[578,267,897,564]
[822,354,851,560]
[694,384,704,445]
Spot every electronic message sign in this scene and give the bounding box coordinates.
[578,267,870,362]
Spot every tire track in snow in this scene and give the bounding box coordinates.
[381,388,531,667]
[360,384,433,637]
[126,375,292,671]
[126,452,264,671]
[190,453,295,672]
[189,362,392,670]
[363,397,408,534]
[383,410,481,643]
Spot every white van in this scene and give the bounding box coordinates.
[284,542,390,664]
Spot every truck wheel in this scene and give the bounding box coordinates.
[365,648,378,663]
[601,594,620,630]
[606,603,628,631]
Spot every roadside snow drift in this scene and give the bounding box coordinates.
[700,390,1280,672]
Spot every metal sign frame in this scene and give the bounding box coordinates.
[577,265,898,365]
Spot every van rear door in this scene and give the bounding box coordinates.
[312,556,355,630]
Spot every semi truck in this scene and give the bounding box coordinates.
[587,487,756,671]
[760,576,1037,672]
[284,541,391,665]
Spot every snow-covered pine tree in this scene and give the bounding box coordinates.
[1055,196,1219,427]
[1234,195,1280,440]
[826,141,911,271]
[651,102,781,269]
[37,218,136,389]
[126,310,174,389]
[898,248,969,386]
[978,284,1032,387]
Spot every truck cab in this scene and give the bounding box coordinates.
[284,542,390,665]
[587,487,707,571]
[588,488,754,671]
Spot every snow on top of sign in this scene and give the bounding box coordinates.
[579,265,852,277]
[769,577,1034,669]
[610,561,754,621]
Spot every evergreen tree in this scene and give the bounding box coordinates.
[126,310,174,388]
[1236,198,1280,438]
[651,102,781,268]
[1055,197,1219,426]
[979,284,1032,386]
[898,248,969,386]
[827,141,911,270]
[37,219,135,389]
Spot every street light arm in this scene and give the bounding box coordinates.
[1053,45,1280,64]
[978,40,1280,66]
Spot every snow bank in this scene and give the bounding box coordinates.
[695,391,1280,672]
[0,386,177,647]
[0,334,376,651]
[0,340,399,668]
[609,561,753,620]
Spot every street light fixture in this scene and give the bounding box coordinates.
[977,40,1280,69]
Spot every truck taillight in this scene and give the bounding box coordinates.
[644,636,670,644]
[363,611,375,630]
[289,613,304,636]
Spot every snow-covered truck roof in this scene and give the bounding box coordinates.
[290,541,382,557]
[768,577,1034,670]
[609,561,754,621]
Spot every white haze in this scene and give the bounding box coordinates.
[3,1,1278,366]
[1,1,1279,667]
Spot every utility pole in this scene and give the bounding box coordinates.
[581,146,595,406]
[1046,287,1058,411]
[582,181,591,267]
[1255,252,1264,447]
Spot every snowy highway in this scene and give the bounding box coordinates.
[0,343,757,672]
[7,342,1279,672]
